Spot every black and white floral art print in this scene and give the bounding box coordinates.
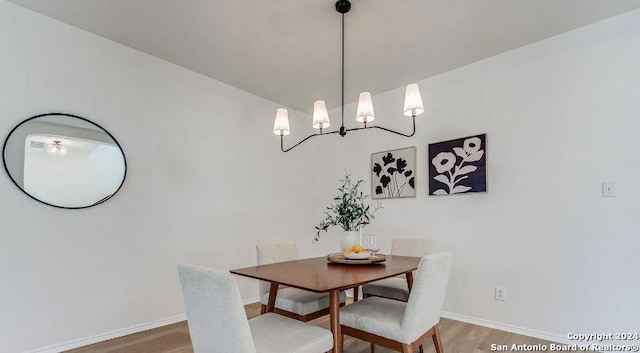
[428,134,486,195]
[371,146,416,199]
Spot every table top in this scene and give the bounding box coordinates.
[230,255,420,293]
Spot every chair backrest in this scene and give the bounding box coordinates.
[255,242,299,295]
[391,238,432,257]
[177,264,257,353]
[400,253,453,344]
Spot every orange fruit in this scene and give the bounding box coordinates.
[353,244,364,252]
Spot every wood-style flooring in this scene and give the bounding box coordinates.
[65,301,564,353]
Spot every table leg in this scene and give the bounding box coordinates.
[353,286,359,302]
[266,282,279,312]
[329,290,342,353]
[406,272,414,293]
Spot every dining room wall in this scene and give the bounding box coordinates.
[3,1,639,351]
[0,2,319,352]
[302,8,640,343]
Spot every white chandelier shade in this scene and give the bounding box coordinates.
[403,83,424,117]
[312,100,330,130]
[355,92,375,124]
[272,108,290,136]
[274,84,423,135]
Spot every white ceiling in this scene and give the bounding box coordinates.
[8,0,640,112]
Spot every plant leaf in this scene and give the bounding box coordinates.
[433,174,449,185]
[313,173,381,241]
[452,185,472,193]
[465,150,484,162]
[453,147,467,158]
[457,165,477,175]
[432,189,448,195]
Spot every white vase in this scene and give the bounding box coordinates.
[341,230,359,253]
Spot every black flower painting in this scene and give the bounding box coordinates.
[371,147,416,199]
[428,134,486,195]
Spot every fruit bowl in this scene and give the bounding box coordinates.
[343,252,371,260]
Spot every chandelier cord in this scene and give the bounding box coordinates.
[340,12,346,135]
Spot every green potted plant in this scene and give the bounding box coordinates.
[314,174,382,252]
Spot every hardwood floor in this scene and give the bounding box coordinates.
[65,301,564,353]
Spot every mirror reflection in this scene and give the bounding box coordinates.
[3,113,127,209]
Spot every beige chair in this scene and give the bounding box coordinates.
[340,253,453,353]
[177,264,333,353]
[362,238,432,301]
[256,242,346,321]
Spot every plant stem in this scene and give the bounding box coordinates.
[446,170,454,194]
[398,181,407,195]
[450,157,467,190]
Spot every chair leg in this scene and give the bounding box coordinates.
[433,325,444,353]
[260,304,267,315]
[370,342,376,353]
[419,345,424,353]
[401,344,413,353]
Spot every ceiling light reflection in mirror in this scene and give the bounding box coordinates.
[2,113,127,209]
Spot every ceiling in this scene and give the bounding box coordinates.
[8,0,640,113]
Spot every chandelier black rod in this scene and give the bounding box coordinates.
[281,130,340,153]
[280,118,415,152]
[341,11,345,133]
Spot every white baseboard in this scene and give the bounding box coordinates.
[346,288,358,299]
[25,296,570,353]
[441,311,572,345]
[351,293,568,344]
[24,314,187,353]
[25,296,262,353]
[243,295,261,305]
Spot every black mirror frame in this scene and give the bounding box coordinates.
[2,112,128,209]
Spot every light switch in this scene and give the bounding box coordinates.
[602,181,617,197]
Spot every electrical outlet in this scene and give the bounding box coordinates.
[495,286,506,301]
[602,181,617,197]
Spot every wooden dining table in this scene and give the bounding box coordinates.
[230,255,421,353]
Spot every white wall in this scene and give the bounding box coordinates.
[303,9,640,341]
[3,1,639,351]
[0,2,318,352]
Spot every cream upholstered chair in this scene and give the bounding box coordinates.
[256,243,346,321]
[362,238,432,301]
[177,264,333,353]
[340,253,453,353]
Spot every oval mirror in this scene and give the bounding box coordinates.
[2,113,127,209]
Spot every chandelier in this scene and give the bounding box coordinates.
[272,0,425,152]
[47,140,68,156]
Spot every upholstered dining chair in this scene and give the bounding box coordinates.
[256,242,347,321]
[340,253,453,353]
[177,264,334,353]
[362,238,432,301]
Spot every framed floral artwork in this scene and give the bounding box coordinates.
[371,146,416,199]
[428,134,486,195]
